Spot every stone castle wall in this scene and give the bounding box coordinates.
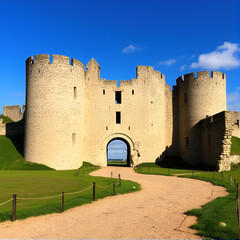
[24,54,85,170]
[82,61,172,167]
[3,54,238,171]
[3,105,25,122]
[201,111,235,171]
[0,119,5,135]
[23,55,173,169]
[0,106,25,136]
[176,71,226,164]
[232,112,240,138]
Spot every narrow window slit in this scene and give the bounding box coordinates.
[115,91,121,104]
[116,112,121,124]
[184,93,187,103]
[73,87,77,99]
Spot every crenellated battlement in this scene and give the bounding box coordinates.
[71,58,84,68]
[197,71,210,78]
[211,71,226,79]
[136,65,165,80]
[183,72,196,82]
[26,54,84,67]
[35,54,50,63]
[3,105,25,122]
[26,56,34,64]
[53,54,69,64]
[176,71,226,86]
[176,76,183,85]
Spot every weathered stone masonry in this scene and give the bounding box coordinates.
[201,111,236,171]
[1,54,240,171]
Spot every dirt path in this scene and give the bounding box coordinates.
[0,167,228,239]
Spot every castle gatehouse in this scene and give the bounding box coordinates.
[1,54,240,171]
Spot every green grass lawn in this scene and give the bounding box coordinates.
[0,163,141,222]
[0,135,140,222]
[231,136,240,155]
[107,160,128,166]
[0,135,52,170]
[135,162,239,239]
[1,130,239,237]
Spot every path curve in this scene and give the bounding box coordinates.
[0,167,228,239]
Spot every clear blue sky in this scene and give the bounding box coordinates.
[108,140,127,160]
[0,0,239,115]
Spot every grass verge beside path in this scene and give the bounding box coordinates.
[0,162,140,222]
[134,162,239,239]
[231,136,240,155]
[0,135,52,170]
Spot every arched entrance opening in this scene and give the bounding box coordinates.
[107,138,131,167]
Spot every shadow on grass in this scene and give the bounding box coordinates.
[7,133,24,155]
[156,156,216,171]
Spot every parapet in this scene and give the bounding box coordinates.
[176,76,183,86]
[71,58,84,68]
[35,54,50,63]
[211,71,226,79]
[52,54,69,64]
[196,71,209,78]
[103,79,118,87]
[26,54,84,67]
[136,65,165,79]
[26,56,34,64]
[176,71,226,86]
[3,105,24,122]
[184,72,195,81]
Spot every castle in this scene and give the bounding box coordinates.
[1,54,240,171]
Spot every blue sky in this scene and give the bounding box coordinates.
[108,140,127,160]
[0,0,239,115]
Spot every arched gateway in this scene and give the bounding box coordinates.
[101,133,136,167]
[107,138,130,166]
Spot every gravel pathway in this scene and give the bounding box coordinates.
[0,167,228,239]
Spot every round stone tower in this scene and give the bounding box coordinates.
[177,71,226,164]
[24,54,85,169]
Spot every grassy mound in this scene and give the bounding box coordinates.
[0,115,14,123]
[0,135,52,170]
[231,136,240,155]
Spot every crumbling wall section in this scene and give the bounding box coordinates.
[201,111,235,171]
[232,112,240,138]
[3,105,25,122]
[0,119,6,135]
